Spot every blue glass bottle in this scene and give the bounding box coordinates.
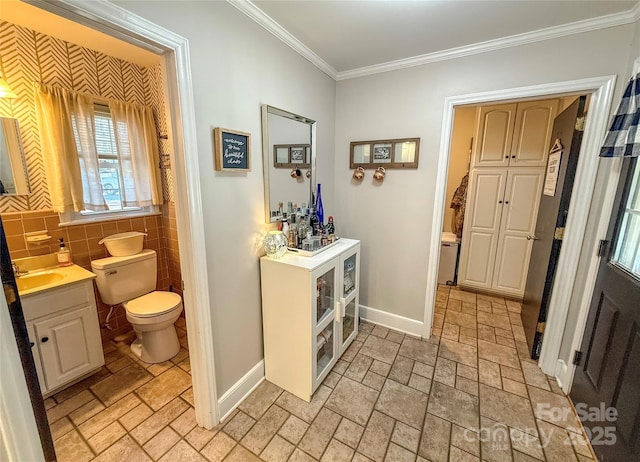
[316,183,324,226]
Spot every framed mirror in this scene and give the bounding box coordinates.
[262,105,316,223]
[349,137,420,169]
[0,117,30,195]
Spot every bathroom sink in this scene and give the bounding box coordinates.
[16,271,66,292]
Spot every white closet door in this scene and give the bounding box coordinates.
[492,167,545,296]
[510,100,558,167]
[458,169,507,290]
[472,104,517,168]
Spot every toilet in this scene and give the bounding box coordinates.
[91,249,183,363]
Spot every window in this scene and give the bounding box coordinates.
[612,160,640,279]
[59,104,158,225]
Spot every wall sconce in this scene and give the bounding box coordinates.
[0,77,17,99]
[352,166,365,181]
[306,169,311,179]
[373,166,386,182]
[290,168,302,178]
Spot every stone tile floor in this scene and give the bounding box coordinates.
[48,287,596,461]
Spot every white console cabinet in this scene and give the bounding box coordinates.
[260,238,360,401]
[22,279,104,396]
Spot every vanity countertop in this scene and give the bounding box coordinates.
[15,263,96,297]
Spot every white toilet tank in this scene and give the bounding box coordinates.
[91,249,157,305]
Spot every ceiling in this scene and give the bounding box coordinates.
[0,0,637,78]
[248,0,639,77]
[0,0,160,67]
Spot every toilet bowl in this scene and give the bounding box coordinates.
[91,249,185,363]
[125,291,183,363]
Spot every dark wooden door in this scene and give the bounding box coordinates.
[571,156,640,461]
[521,96,587,358]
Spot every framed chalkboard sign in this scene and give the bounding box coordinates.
[214,127,251,172]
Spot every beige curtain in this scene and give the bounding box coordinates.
[109,100,162,207]
[34,83,107,213]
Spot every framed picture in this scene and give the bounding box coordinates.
[273,144,311,168]
[350,138,420,169]
[373,143,392,163]
[291,146,305,163]
[214,127,251,172]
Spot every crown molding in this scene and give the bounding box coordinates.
[337,4,640,80]
[226,0,338,80]
[230,0,638,82]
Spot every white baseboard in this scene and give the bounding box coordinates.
[217,360,265,421]
[359,304,424,337]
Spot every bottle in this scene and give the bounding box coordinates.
[288,214,298,248]
[326,216,335,236]
[57,238,72,266]
[297,216,309,248]
[316,183,324,226]
[281,214,289,237]
[309,206,319,235]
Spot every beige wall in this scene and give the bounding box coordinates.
[0,20,183,342]
[335,25,634,323]
[116,0,337,395]
[443,106,476,234]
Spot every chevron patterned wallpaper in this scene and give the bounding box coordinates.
[0,20,174,213]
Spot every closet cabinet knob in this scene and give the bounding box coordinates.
[41,337,49,343]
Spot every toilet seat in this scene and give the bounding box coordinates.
[124,291,182,318]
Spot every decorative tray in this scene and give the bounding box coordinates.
[287,238,340,257]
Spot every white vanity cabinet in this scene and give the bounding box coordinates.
[22,279,104,396]
[260,238,360,401]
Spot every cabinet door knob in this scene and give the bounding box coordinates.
[511,155,516,159]
[41,337,49,343]
[30,342,35,348]
[498,200,503,204]
[505,201,509,204]
[504,155,509,159]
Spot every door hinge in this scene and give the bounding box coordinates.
[597,239,609,257]
[575,116,586,132]
[536,322,546,334]
[573,350,583,366]
[554,227,565,240]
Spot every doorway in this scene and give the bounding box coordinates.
[436,95,589,356]
[424,76,617,384]
[1,1,218,459]
[438,97,577,301]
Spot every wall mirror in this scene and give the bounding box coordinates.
[0,117,30,195]
[261,105,315,223]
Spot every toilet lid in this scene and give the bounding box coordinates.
[125,291,182,317]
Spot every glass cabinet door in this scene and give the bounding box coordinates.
[316,267,336,325]
[343,253,357,298]
[339,247,360,352]
[316,322,335,379]
[342,298,356,347]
